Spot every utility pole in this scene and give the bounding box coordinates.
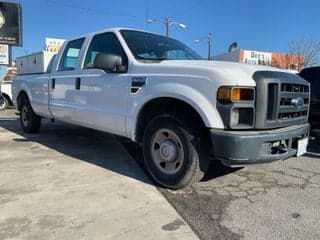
[166,18,170,37]
[194,33,213,60]
[207,33,212,60]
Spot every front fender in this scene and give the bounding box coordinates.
[126,82,224,140]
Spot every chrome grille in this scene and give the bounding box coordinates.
[253,71,310,129]
[277,83,309,121]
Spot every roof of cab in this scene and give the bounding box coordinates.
[67,27,155,41]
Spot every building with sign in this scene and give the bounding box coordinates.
[45,37,65,54]
[213,49,305,71]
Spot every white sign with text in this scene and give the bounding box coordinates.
[0,44,9,65]
[243,50,272,66]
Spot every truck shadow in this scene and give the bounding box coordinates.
[0,116,152,186]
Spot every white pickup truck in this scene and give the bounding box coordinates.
[12,28,310,189]
[0,81,13,110]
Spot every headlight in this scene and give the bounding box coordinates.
[217,86,255,129]
[217,87,255,103]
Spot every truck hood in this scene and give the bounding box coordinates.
[158,60,285,86]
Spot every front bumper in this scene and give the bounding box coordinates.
[211,123,309,167]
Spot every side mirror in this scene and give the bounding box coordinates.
[94,53,124,73]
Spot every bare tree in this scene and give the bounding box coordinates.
[289,38,320,70]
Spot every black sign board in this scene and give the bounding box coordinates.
[0,2,22,46]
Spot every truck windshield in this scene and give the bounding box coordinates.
[120,30,202,61]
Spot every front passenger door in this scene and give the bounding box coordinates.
[75,32,130,136]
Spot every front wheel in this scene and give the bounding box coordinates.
[20,98,41,133]
[143,114,210,189]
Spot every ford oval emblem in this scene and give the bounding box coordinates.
[291,97,304,107]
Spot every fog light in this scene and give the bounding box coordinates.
[231,107,254,127]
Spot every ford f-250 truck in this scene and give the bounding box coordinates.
[12,28,310,189]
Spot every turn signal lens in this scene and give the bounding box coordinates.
[231,88,254,101]
[218,87,254,103]
[231,88,241,101]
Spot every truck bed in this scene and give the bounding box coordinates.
[12,73,52,118]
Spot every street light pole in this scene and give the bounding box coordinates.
[147,17,186,37]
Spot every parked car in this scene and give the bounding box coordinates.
[12,28,310,189]
[299,66,320,137]
[0,81,13,110]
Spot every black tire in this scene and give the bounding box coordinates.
[143,113,210,189]
[0,95,8,110]
[19,97,41,133]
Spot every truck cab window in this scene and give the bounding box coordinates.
[59,38,85,71]
[84,32,128,70]
[120,30,202,61]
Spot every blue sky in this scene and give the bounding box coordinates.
[9,0,320,59]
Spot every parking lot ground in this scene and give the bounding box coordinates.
[0,109,198,240]
[123,131,320,240]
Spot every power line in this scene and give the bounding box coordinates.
[45,0,145,19]
[179,0,203,18]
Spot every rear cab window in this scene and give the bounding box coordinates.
[58,38,85,71]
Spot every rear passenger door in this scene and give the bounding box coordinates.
[49,38,85,122]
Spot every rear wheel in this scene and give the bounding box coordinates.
[0,96,8,110]
[20,97,41,133]
[143,113,210,189]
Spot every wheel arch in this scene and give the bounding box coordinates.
[1,93,12,105]
[16,90,30,110]
[134,96,218,143]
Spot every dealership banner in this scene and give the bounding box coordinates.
[0,2,22,46]
[243,50,272,66]
[240,49,304,70]
[0,44,9,65]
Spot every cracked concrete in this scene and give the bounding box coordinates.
[217,158,320,239]
[159,150,320,240]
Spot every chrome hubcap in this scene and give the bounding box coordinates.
[151,128,184,175]
[159,140,178,162]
